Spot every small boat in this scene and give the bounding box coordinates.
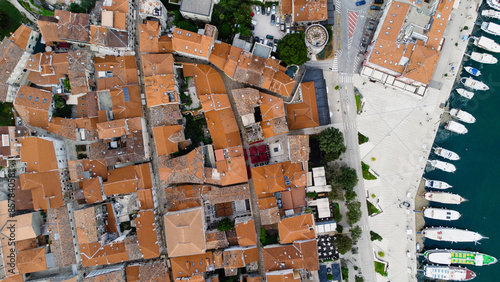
[469,51,498,64]
[464,66,481,76]
[423,191,466,204]
[422,227,487,243]
[481,21,500,36]
[427,160,456,172]
[424,265,476,281]
[473,36,500,53]
[455,88,474,99]
[434,147,460,161]
[423,207,461,221]
[482,9,500,19]
[425,249,498,266]
[487,0,500,11]
[425,179,452,189]
[449,109,476,124]
[445,121,468,134]
[460,77,489,91]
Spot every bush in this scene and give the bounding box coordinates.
[355,276,364,282]
[175,21,198,32]
[63,77,71,91]
[333,203,342,223]
[358,132,369,144]
[350,225,362,241]
[306,191,317,198]
[68,3,86,13]
[260,228,279,246]
[361,162,377,180]
[318,128,346,161]
[367,200,380,216]
[374,261,388,277]
[336,224,343,233]
[217,217,234,231]
[378,251,385,257]
[341,266,349,281]
[345,190,357,202]
[276,32,310,66]
[327,273,334,280]
[347,201,361,225]
[52,95,72,118]
[334,234,353,254]
[370,231,383,241]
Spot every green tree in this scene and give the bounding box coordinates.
[68,3,86,13]
[327,273,334,280]
[370,231,383,241]
[339,166,358,191]
[328,185,344,201]
[350,225,362,241]
[347,201,361,225]
[355,276,364,282]
[345,190,357,202]
[176,21,198,32]
[334,234,353,254]
[277,32,310,66]
[336,224,343,233]
[217,217,234,231]
[80,0,97,11]
[318,128,346,161]
[358,132,369,144]
[218,22,232,40]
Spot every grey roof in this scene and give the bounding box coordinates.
[252,43,272,59]
[180,0,214,16]
[302,68,330,126]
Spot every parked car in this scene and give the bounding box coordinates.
[280,22,285,31]
[255,36,260,42]
[251,20,257,26]
[268,42,273,47]
[250,26,255,30]
[272,45,277,53]
[266,34,274,40]
[266,6,271,15]
[274,39,279,44]
[260,38,264,44]
[264,39,269,45]
[255,5,261,14]
[286,27,290,34]
[374,0,384,4]
[356,0,366,6]
[371,4,382,10]
[276,17,280,26]
[271,14,275,25]
[271,4,276,14]
[261,5,265,14]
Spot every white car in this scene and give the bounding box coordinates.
[272,4,276,14]
[256,6,261,15]
[276,17,280,26]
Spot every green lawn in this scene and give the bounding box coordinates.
[366,200,380,216]
[0,1,29,39]
[355,94,361,112]
[0,103,15,126]
[361,162,377,180]
[374,261,388,277]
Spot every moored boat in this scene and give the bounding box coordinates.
[423,191,466,204]
[428,160,456,172]
[482,9,500,19]
[473,36,500,53]
[469,51,498,64]
[434,147,460,161]
[464,66,481,76]
[424,265,476,281]
[481,21,500,36]
[487,0,500,11]
[422,227,487,243]
[460,77,489,91]
[455,88,474,99]
[423,207,461,221]
[445,121,468,134]
[424,249,498,266]
[425,179,452,189]
[450,109,476,124]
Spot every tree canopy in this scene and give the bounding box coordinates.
[211,0,253,41]
[333,234,353,254]
[326,163,358,202]
[347,201,362,225]
[350,225,362,241]
[277,32,310,66]
[217,217,234,231]
[318,127,346,161]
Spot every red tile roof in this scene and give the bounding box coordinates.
[278,214,316,244]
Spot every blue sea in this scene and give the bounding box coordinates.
[420,7,500,281]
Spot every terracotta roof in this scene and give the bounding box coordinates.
[170,252,214,279]
[95,55,138,90]
[145,74,178,107]
[183,63,226,95]
[402,43,440,84]
[16,246,48,274]
[259,207,280,225]
[149,104,182,127]
[293,0,328,22]
[102,0,128,13]
[205,230,229,250]
[138,188,155,209]
[0,38,23,102]
[282,161,307,188]
[19,137,58,172]
[153,124,185,156]
[27,71,59,86]
[9,24,32,49]
[223,46,243,77]
[266,270,300,282]
[97,117,143,139]
[164,184,204,211]
[235,217,257,246]
[74,206,98,244]
[258,197,278,210]
[288,135,309,163]
[126,261,170,282]
[164,206,206,257]
[38,10,90,43]
[107,85,143,119]
[286,82,320,130]
[68,159,108,181]
[205,155,248,187]
[209,42,231,71]
[13,178,34,210]
[252,163,287,197]
[20,171,63,211]
[136,210,160,259]
[80,241,130,267]
[205,107,241,150]
[82,178,104,204]
[14,86,52,129]
[141,53,174,77]
[263,240,319,272]
[205,184,250,205]
[199,94,231,112]
[159,147,204,186]
[223,246,258,270]
[103,163,152,196]
[47,206,77,267]
[269,71,295,97]
[230,88,260,116]
[48,117,99,141]
[77,92,99,118]
[172,25,216,59]
[281,0,293,15]
[89,25,128,48]
[37,16,60,43]
[278,214,316,244]
[85,270,125,282]
[139,21,174,53]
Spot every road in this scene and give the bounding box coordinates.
[7,0,37,23]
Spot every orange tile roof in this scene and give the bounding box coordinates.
[258,197,278,210]
[97,119,128,139]
[20,170,63,211]
[82,178,104,204]
[136,210,160,259]
[94,55,138,90]
[263,240,319,272]
[252,163,287,197]
[209,42,231,71]
[266,270,300,282]
[16,246,48,274]
[223,246,258,269]
[235,218,257,246]
[278,214,316,244]
[74,206,98,244]
[103,163,152,196]
[223,46,243,77]
[14,86,52,129]
[184,63,226,95]
[137,188,155,209]
[19,137,58,172]
[204,107,241,150]
[293,0,328,22]
[206,155,247,186]
[282,0,293,14]
[37,17,60,43]
[9,24,32,50]
[164,206,206,258]
[141,53,174,77]
[159,147,205,185]
[164,184,204,211]
[126,261,170,282]
[80,241,129,267]
[153,124,185,156]
[199,94,231,112]
[270,71,295,97]
[54,10,91,43]
[139,21,161,53]
[144,74,178,107]
[170,252,214,279]
[109,86,143,119]
[172,25,216,59]
[402,43,440,85]
[286,82,320,130]
[27,71,60,86]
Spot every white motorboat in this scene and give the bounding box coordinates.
[424,249,498,266]
[425,179,452,189]
[469,51,498,64]
[464,66,481,76]
[482,9,500,19]
[455,88,474,99]
[487,0,500,11]
[423,192,467,204]
[428,160,456,172]
[449,109,476,124]
[433,147,460,161]
[423,207,461,221]
[422,227,486,243]
[424,265,476,281]
[460,77,489,91]
[445,121,468,134]
[473,36,500,53]
[481,21,500,36]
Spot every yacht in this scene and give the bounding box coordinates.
[481,21,500,36]
[423,207,461,221]
[473,36,500,53]
[422,227,487,243]
[425,179,452,189]
[424,249,497,266]
[455,88,474,99]
[423,191,466,204]
[428,160,456,172]
[424,265,476,281]
[487,0,500,11]
[460,77,489,91]
[464,66,481,76]
[445,121,468,134]
[482,9,500,19]
[450,109,476,124]
[434,147,460,161]
[469,51,497,64]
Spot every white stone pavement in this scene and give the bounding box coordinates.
[353,0,480,280]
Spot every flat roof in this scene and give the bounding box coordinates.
[180,0,213,16]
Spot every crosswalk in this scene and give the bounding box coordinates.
[353,55,363,72]
[335,0,342,11]
[331,57,339,72]
[339,75,353,84]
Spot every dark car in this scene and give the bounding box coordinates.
[255,36,260,42]
[271,14,276,25]
[266,34,274,40]
[268,42,273,47]
[371,4,382,10]
[356,0,366,6]
[261,5,265,14]
[402,201,411,208]
[274,39,279,44]
[374,0,384,3]
[250,26,255,30]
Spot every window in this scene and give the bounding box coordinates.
[35,97,39,102]
[28,95,32,100]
